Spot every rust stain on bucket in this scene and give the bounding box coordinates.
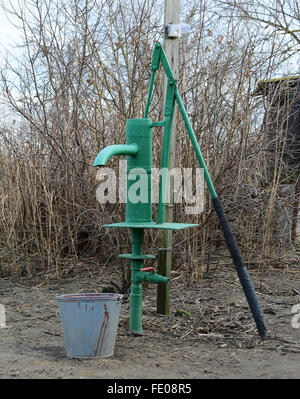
[95,304,109,356]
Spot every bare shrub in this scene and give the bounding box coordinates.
[0,0,299,280]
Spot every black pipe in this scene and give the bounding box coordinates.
[212,197,267,338]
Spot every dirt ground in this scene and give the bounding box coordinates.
[0,260,300,380]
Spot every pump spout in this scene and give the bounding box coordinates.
[93,143,139,166]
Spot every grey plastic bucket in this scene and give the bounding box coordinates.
[56,293,123,358]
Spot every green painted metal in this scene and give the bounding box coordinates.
[151,120,166,127]
[155,42,173,79]
[93,42,212,334]
[125,119,153,224]
[93,40,267,338]
[103,222,198,230]
[148,41,267,337]
[129,228,169,334]
[93,143,138,167]
[144,43,162,119]
[93,114,196,333]
[119,254,156,260]
[157,78,177,224]
[152,42,162,71]
[150,42,218,200]
[97,116,198,231]
[144,72,156,119]
[174,87,218,199]
[136,271,168,284]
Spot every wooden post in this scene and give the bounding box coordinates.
[157,0,180,315]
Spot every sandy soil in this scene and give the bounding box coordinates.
[0,261,300,379]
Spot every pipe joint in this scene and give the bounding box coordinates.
[135,271,169,284]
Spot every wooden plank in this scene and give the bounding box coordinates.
[157,0,180,315]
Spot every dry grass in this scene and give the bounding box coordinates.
[0,0,300,280]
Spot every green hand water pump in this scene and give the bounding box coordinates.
[93,42,268,338]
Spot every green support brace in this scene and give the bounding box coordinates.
[157,78,176,224]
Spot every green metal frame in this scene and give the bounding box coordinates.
[93,42,267,338]
[93,116,197,334]
[144,42,217,203]
[143,42,267,338]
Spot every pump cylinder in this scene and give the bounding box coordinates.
[125,119,153,223]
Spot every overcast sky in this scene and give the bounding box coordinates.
[0,2,23,65]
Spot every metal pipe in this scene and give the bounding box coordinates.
[129,228,168,334]
[93,144,139,167]
[135,271,169,284]
[129,229,144,334]
[174,86,217,199]
[144,72,156,119]
[144,43,162,118]
[157,78,176,223]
